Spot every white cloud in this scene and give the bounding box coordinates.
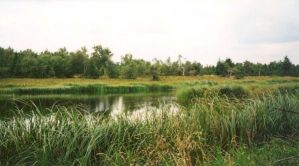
[0,0,298,64]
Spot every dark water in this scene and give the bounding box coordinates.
[0,93,178,118]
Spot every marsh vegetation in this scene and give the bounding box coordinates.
[0,76,298,165]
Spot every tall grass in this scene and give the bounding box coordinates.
[176,85,250,104]
[176,83,299,104]
[189,93,298,147]
[1,93,298,165]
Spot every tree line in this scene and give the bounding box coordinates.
[0,45,298,79]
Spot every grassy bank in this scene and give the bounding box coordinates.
[1,76,298,87]
[176,81,299,104]
[1,93,298,165]
[0,76,298,95]
[0,83,174,95]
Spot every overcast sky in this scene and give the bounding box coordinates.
[1,0,299,65]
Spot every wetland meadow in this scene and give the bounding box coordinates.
[0,76,298,165]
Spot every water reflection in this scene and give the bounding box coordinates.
[0,93,178,118]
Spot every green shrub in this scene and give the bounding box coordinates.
[176,86,211,104]
[234,73,245,79]
[177,85,250,104]
[218,86,250,98]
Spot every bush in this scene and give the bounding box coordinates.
[152,74,160,81]
[177,85,250,104]
[176,86,216,104]
[234,73,244,79]
[218,86,250,98]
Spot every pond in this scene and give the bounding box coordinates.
[0,92,179,118]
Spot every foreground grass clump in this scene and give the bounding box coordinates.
[190,94,299,146]
[207,138,299,165]
[0,94,298,165]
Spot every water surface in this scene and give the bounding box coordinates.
[0,92,178,118]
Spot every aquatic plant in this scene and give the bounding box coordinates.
[0,93,298,165]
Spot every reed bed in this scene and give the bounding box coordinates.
[176,83,299,104]
[1,93,298,165]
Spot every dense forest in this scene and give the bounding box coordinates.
[0,45,298,79]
